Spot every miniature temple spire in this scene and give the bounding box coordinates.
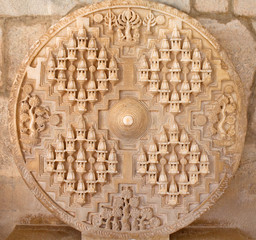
[200,150,209,174]
[47,52,56,82]
[202,57,212,85]
[159,79,170,104]
[160,36,170,61]
[57,43,67,70]
[178,157,189,194]
[87,36,98,61]
[108,56,119,83]
[170,88,180,112]
[77,26,87,49]
[167,175,179,206]
[181,36,191,61]
[169,115,179,143]
[107,146,118,174]
[168,147,179,174]
[137,146,148,175]
[158,158,168,194]
[87,125,96,152]
[77,57,87,82]
[192,48,201,72]
[171,25,181,50]
[76,115,86,140]
[149,71,159,94]
[97,46,108,70]
[150,45,160,71]
[138,54,149,84]
[179,129,190,154]
[188,163,199,185]
[189,140,200,163]
[87,157,97,193]
[67,34,77,60]
[180,78,191,103]
[46,145,55,172]
[158,127,168,155]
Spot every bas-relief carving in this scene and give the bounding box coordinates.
[8,0,247,239]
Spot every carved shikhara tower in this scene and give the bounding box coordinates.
[8,0,247,239]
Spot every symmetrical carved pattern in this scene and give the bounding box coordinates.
[91,186,161,231]
[137,28,212,113]
[46,115,118,205]
[47,31,119,109]
[9,0,246,238]
[137,115,209,206]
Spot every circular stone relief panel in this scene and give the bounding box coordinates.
[9,0,247,238]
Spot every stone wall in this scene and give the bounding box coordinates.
[0,0,255,239]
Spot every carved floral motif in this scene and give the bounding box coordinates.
[20,84,50,149]
[116,8,142,44]
[91,186,161,231]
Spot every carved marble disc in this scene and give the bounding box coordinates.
[9,0,247,238]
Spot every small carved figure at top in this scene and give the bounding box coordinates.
[104,9,117,33]
[116,8,141,44]
[143,11,156,34]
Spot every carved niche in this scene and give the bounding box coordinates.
[9,0,247,238]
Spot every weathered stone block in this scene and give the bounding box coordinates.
[0,0,94,16]
[0,25,3,91]
[0,175,55,240]
[156,0,190,13]
[0,96,14,177]
[233,0,256,17]
[194,0,228,13]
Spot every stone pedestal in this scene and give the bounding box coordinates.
[81,233,170,240]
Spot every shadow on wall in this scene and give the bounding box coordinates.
[6,225,252,240]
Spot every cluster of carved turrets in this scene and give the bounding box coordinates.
[47,27,119,112]
[138,26,212,113]
[45,116,118,206]
[137,116,209,206]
